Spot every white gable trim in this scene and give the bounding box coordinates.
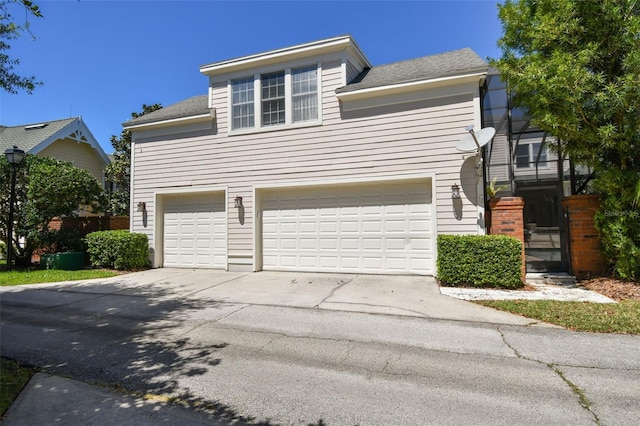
[29,117,110,165]
[200,35,370,77]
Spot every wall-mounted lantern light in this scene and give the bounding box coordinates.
[234,195,243,208]
[137,201,146,212]
[451,183,461,199]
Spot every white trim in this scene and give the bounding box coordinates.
[129,139,136,231]
[284,68,293,125]
[253,173,437,275]
[253,185,260,272]
[336,72,486,103]
[472,83,486,235]
[30,117,110,165]
[227,64,323,135]
[200,35,370,76]
[431,174,439,275]
[340,56,347,87]
[253,172,435,190]
[124,112,214,132]
[229,120,323,137]
[317,62,324,123]
[152,185,228,269]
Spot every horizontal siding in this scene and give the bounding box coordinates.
[132,58,483,267]
[38,139,106,183]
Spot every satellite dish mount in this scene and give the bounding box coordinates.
[455,124,496,177]
[456,125,495,154]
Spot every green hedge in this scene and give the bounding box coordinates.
[85,230,149,270]
[437,234,523,288]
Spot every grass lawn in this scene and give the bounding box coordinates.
[477,299,640,334]
[0,358,37,417]
[0,269,120,286]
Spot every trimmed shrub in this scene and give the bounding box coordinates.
[437,234,523,289]
[85,230,149,270]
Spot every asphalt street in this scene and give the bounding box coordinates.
[1,270,638,425]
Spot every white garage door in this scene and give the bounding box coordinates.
[163,193,226,268]
[261,180,433,275]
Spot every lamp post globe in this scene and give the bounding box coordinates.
[4,146,26,271]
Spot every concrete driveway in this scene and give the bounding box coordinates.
[8,268,539,326]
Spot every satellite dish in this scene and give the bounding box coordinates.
[456,125,496,153]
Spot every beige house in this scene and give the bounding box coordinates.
[0,116,110,186]
[124,35,490,275]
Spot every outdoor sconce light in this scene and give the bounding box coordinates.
[451,183,461,199]
[137,201,146,212]
[234,195,243,208]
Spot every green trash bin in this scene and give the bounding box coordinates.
[40,252,84,270]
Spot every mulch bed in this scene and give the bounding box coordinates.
[579,277,640,302]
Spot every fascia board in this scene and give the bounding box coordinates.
[200,36,370,76]
[336,72,487,103]
[124,112,214,132]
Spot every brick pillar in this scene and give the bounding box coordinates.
[562,195,605,279]
[489,197,525,279]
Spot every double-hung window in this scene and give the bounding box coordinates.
[231,77,255,130]
[292,66,318,122]
[261,71,285,126]
[230,65,319,131]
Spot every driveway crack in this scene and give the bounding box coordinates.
[314,276,355,308]
[497,326,601,424]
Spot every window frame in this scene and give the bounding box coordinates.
[227,63,322,134]
[515,141,549,169]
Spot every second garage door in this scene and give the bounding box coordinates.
[163,193,226,268]
[261,180,433,275]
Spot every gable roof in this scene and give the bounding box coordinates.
[124,43,488,130]
[0,117,76,153]
[336,48,488,94]
[200,34,370,77]
[0,117,110,164]
[123,95,210,128]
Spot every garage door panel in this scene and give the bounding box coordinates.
[163,193,226,269]
[262,180,433,275]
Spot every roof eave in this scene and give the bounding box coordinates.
[200,35,371,76]
[335,71,487,102]
[30,117,110,165]
[124,110,215,132]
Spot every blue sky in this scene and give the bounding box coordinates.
[2,0,503,154]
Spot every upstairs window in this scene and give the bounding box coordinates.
[261,71,285,126]
[229,65,319,132]
[292,66,318,122]
[231,77,255,130]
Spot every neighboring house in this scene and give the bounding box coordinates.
[124,35,491,275]
[0,116,110,186]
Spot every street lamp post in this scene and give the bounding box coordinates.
[4,146,25,271]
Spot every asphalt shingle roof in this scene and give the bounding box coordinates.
[0,118,77,153]
[123,95,210,127]
[123,48,487,127]
[336,48,488,93]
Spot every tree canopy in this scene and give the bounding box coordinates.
[493,0,640,169]
[106,103,162,216]
[492,0,640,279]
[0,155,105,264]
[0,0,42,94]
